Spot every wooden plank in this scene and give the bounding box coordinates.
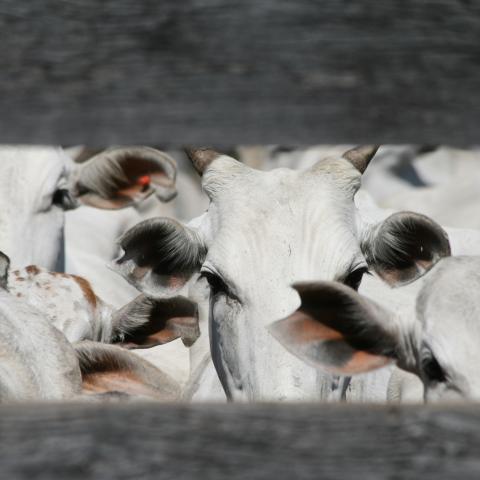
[1,402,480,479]
[1,0,479,145]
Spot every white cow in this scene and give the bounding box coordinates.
[270,256,480,402]
[0,145,177,271]
[0,250,195,389]
[111,146,453,402]
[0,281,181,402]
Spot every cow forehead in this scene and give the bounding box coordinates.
[203,166,364,289]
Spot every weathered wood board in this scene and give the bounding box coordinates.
[1,0,479,145]
[1,402,480,479]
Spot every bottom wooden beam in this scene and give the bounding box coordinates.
[1,402,479,479]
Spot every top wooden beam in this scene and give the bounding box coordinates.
[1,0,479,145]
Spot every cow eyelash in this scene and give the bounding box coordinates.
[201,269,230,295]
[344,266,369,291]
[421,348,447,384]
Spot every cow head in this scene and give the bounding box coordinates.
[0,146,177,270]
[112,146,450,401]
[270,256,480,402]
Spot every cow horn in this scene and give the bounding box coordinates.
[342,146,379,174]
[185,147,222,176]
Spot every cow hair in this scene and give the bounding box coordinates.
[74,341,181,399]
[117,217,206,276]
[361,212,451,282]
[110,294,200,346]
[75,341,140,375]
[109,295,155,343]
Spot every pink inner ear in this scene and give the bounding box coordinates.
[280,311,344,344]
[336,350,392,375]
[82,370,161,398]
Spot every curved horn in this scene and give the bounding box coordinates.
[185,147,222,176]
[342,146,379,174]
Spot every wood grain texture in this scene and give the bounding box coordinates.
[1,0,479,145]
[1,402,480,479]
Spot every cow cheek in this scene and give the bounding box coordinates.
[209,294,247,399]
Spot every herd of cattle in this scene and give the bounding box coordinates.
[0,144,480,404]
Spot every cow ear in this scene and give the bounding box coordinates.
[268,282,407,375]
[0,251,10,290]
[75,341,180,400]
[69,146,177,209]
[110,294,200,348]
[362,212,451,287]
[110,217,206,298]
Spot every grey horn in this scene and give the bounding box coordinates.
[342,146,379,174]
[185,147,222,175]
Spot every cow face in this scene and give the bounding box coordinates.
[113,147,450,401]
[0,146,177,270]
[270,256,480,402]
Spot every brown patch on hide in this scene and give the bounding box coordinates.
[25,265,41,276]
[71,275,98,308]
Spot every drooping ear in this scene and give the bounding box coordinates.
[362,212,451,287]
[110,294,200,348]
[342,145,379,174]
[0,251,10,290]
[268,281,408,376]
[110,217,206,298]
[69,146,177,208]
[75,341,181,400]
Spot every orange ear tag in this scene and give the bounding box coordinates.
[137,175,151,192]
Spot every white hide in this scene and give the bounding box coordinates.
[0,146,69,270]
[7,265,114,343]
[0,289,82,401]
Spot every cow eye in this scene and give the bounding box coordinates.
[421,350,447,383]
[52,188,77,211]
[201,270,229,295]
[344,266,369,291]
